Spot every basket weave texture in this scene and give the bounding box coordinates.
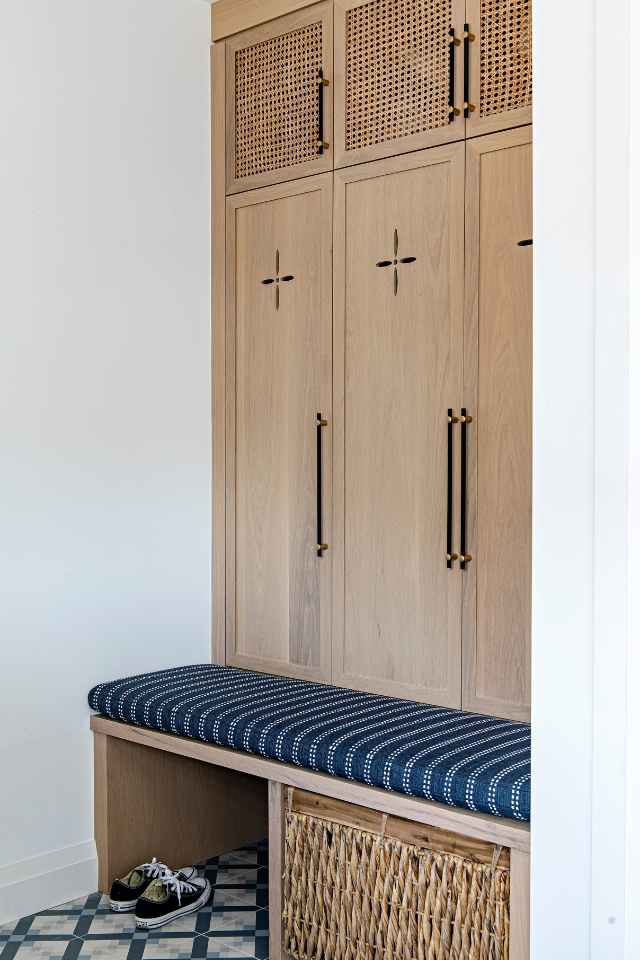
[283,812,510,960]
[235,22,323,180]
[480,0,532,118]
[344,0,451,152]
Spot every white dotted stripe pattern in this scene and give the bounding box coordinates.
[88,664,530,822]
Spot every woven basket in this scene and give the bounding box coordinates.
[283,795,510,960]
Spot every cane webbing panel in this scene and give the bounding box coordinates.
[480,0,532,118]
[234,21,323,181]
[344,0,451,153]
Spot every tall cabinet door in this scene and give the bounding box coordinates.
[464,0,532,137]
[226,175,333,682]
[333,0,466,169]
[333,145,465,706]
[226,2,333,194]
[462,127,532,721]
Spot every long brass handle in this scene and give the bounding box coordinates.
[316,413,328,556]
[446,410,456,568]
[448,29,461,122]
[317,69,330,154]
[460,408,472,569]
[463,24,476,118]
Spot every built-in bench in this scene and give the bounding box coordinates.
[89,665,531,959]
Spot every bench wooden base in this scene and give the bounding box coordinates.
[91,715,530,959]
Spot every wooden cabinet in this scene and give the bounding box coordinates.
[222,0,532,186]
[225,175,333,682]
[333,0,465,168]
[226,2,333,194]
[213,0,533,719]
[332,145,465,706]
[462,127,532,721]
[464,0,532,137]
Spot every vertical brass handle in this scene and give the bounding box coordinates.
[463,24,476,118]
[447,410,456,567]
[317,69,330,154]
[448,29,461,122]
[316,413,328,556]
[459,409,472,569]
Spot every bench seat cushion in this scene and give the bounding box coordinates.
[88,664,530,822]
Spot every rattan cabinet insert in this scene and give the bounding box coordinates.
[465,0,532,137]
[226,2,334,194]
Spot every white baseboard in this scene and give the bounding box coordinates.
[0,841,98,926]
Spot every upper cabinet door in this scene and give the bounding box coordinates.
[226,175,333,682]
[333,145,465,706]
[462,127,532,721]
[333,0,465,168]
[464,0,532,137]
[226,3,333,194]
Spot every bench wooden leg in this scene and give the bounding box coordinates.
[510,848,530,960]
[93,731,268,893]
[268,781,287,960]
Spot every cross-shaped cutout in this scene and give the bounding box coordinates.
[261,249,295,311]
[376,229,417,296]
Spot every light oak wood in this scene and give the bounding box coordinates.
[289,788,510,866]
[212,0,322,42]
[464,0,532,139]
[226,175,333,682]
[91,716,530,852]
[212,40,227,665]
[462,127,532,721]
[510,848,531,959]
[333,0,466,169]
[333,145,465,706]
[268,782,286,960]
[93,732,110,892]
[225,3,333,195]
[92,730,267,893]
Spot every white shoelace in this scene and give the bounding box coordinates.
[140,858,170,880]
[158,866,197,905]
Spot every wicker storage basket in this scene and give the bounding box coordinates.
[283,791,510,960]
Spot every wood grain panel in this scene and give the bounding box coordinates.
[226,175,332,682]
[93,732,267,892]
[212,0,323,41]
[212,41,227,665]
[333,145,465,705]
[463,127,532,720]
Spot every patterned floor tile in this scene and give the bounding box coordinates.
[74,940,132,960]
[209,869,268,912]
[1,843,269,960]
[0,939,81,960]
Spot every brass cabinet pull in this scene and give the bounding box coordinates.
[448,29,461,121]
[317,69,330,154]
[316,413,328,556]
[460,407,471,570]
[463,24,476,117]
[446,409,455,568]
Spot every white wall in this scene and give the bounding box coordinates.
[0,0,212,924]
[533,0,637,957]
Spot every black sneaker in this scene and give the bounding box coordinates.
[109,860,196,913]
[134,872,211,929]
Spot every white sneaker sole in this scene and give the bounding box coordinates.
[135,880,211,930]
[109,898,137,913]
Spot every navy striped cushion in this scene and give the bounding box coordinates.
[88,664,530,822]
